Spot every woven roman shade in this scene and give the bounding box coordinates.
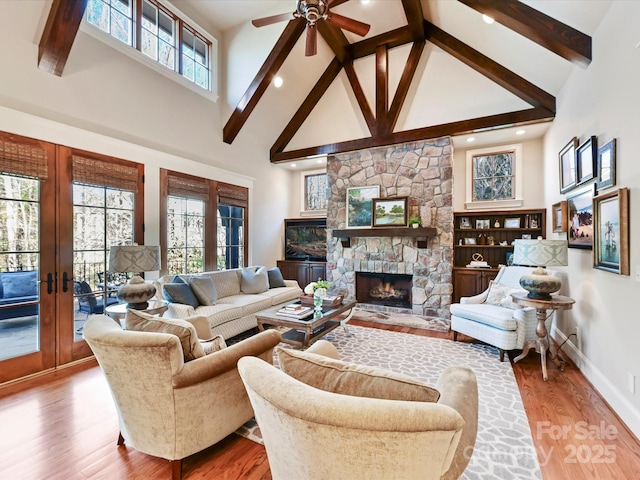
[72,155,139,192]
[0,139,48,180]
[167,173,209,201]
[218,184,248,208]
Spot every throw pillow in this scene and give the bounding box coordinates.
[189,275,217,306]
[241,266,269,294]
[2,270,38,298]
[163,282,200,308]
[124,309,205,361]
[267,267,286,288]
[201,335,227,355]
[277,347,440,402]
[486,282,524,310]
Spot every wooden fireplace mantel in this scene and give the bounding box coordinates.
[332,227,437,249]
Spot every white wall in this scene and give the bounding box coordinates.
[544,1,640,437]
[0,0,293,268]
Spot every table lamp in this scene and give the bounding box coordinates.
[109,245,161,309]
[512,238,568,300]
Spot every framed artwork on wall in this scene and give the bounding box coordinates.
[372,197,408,227]
[576,136,597,185]
[346,186,380,228]
[593,187,629,275]
[559,137,578,193]
[552,201,567,233]
[597,138,616,190]
[504,217,521,228]
[567,184,595,249]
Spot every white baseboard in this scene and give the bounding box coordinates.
[552,327,640,440]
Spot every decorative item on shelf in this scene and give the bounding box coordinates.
[408,216,421,228]
[512,238,568,300]
[487,236,495,246]
[304,279,330,312]
[494,219,500,228]
[466,252,489,268]
[477,233,487,245]
[109,245,161,309]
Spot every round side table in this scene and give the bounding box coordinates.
[511,292,575,381]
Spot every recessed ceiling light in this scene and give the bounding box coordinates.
[467,137,475,143]
[516,129,526,135]
[482,14,494,24]
[274,76,283,88]
[290,163,296,168]
[360,0,371,5]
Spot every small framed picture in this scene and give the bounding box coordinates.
[559,137,578,193]
[372,197,408,227]
[567,184,595,249]
[459,217,471,229]
[577,136,597,185]
[475,219,490,229]
[346,186,380,228]
[521,234,532,240]
[552,201,568,233]
[504,217,521,229]
[530,217,539,229]
[464,237,477,245]
[597,138,616,190]
[593,187,629,275]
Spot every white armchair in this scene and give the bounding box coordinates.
[450,266,561,362]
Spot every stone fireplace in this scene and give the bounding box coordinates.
[325,138,454,319]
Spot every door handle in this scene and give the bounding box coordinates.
[46,273,54,294]
[62,272,71,293]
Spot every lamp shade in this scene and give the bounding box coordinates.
[108,245,161,309]
[513,239,567,300]
[512,239,568,267]
[109,245,161,273]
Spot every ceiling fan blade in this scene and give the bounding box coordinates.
[326,12,370,37]
[252,12,295,28]
[305,24,318,56]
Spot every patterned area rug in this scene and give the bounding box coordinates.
[236,325,541,480]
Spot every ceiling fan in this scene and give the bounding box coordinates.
[252,0,371,56]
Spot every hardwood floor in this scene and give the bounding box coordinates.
[1,319,639,479]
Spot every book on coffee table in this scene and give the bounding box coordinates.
[277,305,313,319]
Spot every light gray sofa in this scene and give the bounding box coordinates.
[155,268,302,340]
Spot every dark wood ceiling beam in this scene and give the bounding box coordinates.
[270,58,344,158]
[376,45,389,135]
[424,20,556,113]
[350,26,414,59]
[38,0,88,76]
[223,19,306,144]
[401,0,426,41]
[270,107,554,162]
[343,63,376,135]
[387,41,424,134]
[457,0,591,67]
[317,21,352,64]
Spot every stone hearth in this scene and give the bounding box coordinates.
[326,138,453,319]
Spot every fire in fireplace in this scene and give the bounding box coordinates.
[355,272,412,309]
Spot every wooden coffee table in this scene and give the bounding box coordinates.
[256,300,356,349]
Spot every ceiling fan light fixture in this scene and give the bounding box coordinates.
[482,14,495,24]
[274,76,283,88]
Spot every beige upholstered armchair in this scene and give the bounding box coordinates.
[83,314,281,480]
[238,340,478,480]
[450,266,562,362]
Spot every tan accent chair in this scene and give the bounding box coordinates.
[238,340,478,480]
[83,314,281,480]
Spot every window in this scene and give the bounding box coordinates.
[85,0,215,95]
[160,170,248,275]
[465,144,523,209]
[301,169,328,216]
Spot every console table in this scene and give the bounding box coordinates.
[511,292,575,381]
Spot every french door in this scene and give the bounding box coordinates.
[0,133,143,384]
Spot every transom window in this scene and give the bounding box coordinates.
[86,0,213,93]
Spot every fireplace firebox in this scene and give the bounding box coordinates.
[355,272,412,309]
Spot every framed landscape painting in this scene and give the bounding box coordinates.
[593,187,629,275]
[567,184,595,249]
[346,186,380,228]
[559,137,578,193]
[372,197,408,227]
